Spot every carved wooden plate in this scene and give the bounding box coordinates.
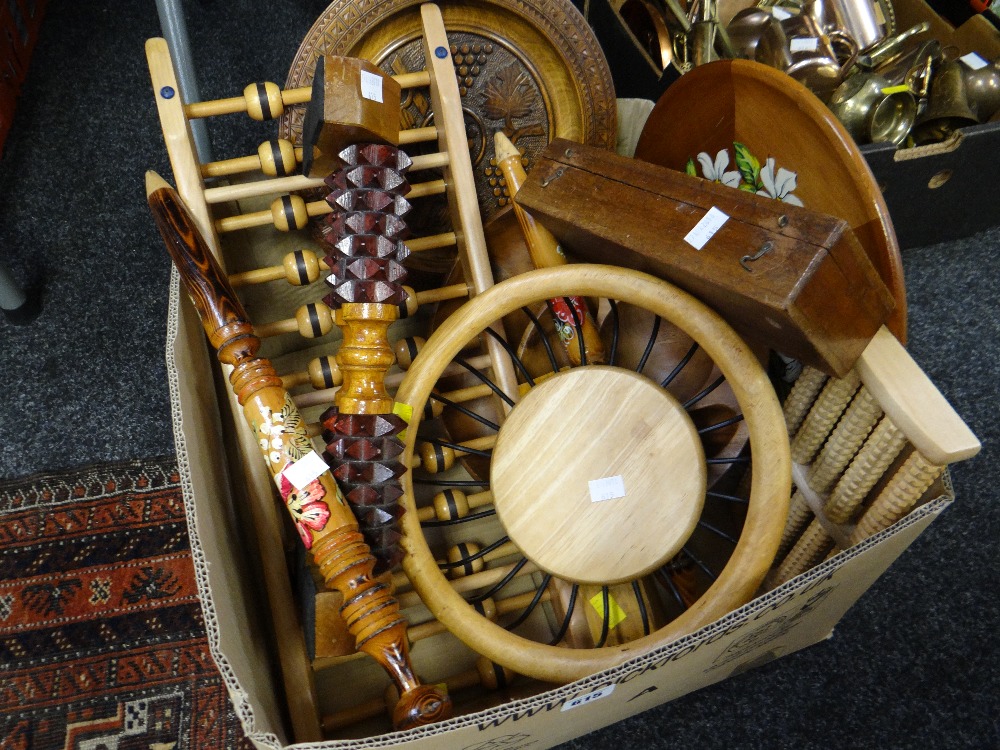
[279,0,617,226]
[634,59,907,341]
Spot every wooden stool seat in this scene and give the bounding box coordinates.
[491,366,705,584]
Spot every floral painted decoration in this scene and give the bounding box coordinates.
[687,142,803,206]
[253,396,312,470]
[279,474,332,550]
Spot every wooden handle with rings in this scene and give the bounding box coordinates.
[146,171,451,730]
[494,131,605,366]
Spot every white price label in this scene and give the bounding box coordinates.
[562,685,616,711]
[281,451,328,490]
[772,6,793,20]
[589,475,626,503]
[360,70,384,102]
[790,37,820,52]
[684,207,729,250]
[960,52,989,70]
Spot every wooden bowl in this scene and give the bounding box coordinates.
[633,59,907,341]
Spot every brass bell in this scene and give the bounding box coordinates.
[911,59,978,145]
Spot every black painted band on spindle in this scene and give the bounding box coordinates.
[457,542,473,576]
[281,195,296,230]
[320,356,335,388]
[256,83,272,120]
[444,489,458,520]
[271,140,290,176]
[492,662,508,690]
[306,303,323,338]
[293,250,310,286]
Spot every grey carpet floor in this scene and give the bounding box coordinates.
[0,1,996,748]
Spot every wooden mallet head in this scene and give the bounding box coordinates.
[301,56,401,178]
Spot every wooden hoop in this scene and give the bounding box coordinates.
[397,264,791,683]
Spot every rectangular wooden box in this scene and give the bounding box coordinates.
[514,138,895,377]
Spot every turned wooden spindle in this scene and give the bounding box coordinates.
[396,557,542,609]
[213,179,448,234]
[229,249,323,288]
[255,283,470,339]
[203,151,452,207]
[201,127,440,181]
[789,371,862,465]
[777,370,863,553]
[776,382,883,560]
[775,489,814,562]
[770,327,981,586]
[398,283,470,318]
[146,171,450,729]
[782,366,828,437]
[439,540,521,580]
[824,417,907,523]
[202,138,301,179]
[228,238,458,291]
[807,386,882,494]
[494,131,605,367]
[417,488,495,523]
[293,348,496,411]
[182,70,431,121]
[281,355,343,391]
[322,656,516,733]
[416,435,498,474]
[255,300,337,339]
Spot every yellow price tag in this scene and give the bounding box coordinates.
[393,402,413,441]
[588,592,627,630]
[881,85,911,95]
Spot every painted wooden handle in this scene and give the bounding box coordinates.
[146,171,451,729]
[494,132,605,365]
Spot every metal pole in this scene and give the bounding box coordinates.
[154,0,214,164]
[0,261,40,324]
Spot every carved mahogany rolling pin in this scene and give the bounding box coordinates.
[146,171,451,730]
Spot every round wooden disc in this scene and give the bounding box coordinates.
[490,366,706,585]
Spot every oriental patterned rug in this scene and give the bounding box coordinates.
[0,457,253,749]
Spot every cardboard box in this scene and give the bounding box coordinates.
[859,0,1000,249]
[151,13,979,746]
[165,259,976,749]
